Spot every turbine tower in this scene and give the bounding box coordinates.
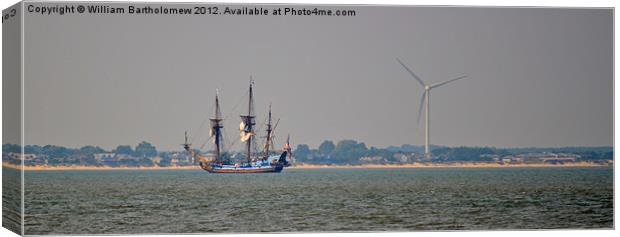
[397,58,467,159]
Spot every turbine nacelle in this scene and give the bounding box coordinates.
[396,58,467,159]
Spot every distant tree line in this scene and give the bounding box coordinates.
[291,140,613,164]
[2,140,613,166]
[3,141,158,159]
[2,141,170,167]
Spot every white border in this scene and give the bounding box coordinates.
[0,1,616,237]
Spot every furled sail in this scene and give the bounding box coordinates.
[209,120,217,137]
[210,91,224,162]
[241,77,256,163]
[239,121,246,131]
[240,132,253,142]
[209,128,217,144]
[239,120,254,142]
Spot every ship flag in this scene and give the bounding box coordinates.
[283,134,292,154]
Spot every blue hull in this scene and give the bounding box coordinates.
[201,163,284,173]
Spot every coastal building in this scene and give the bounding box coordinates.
[94,153,116,162]
[391,153,412,163]
[500,152,580,164]
[359,156,385,163]
[4,152,37,160]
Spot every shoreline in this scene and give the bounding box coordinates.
[2,163,198,171]
[3,161,612,171]
[289,161,613,169]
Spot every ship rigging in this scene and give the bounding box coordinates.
[183,78,291,173]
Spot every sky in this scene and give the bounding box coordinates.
[18,3,613,151]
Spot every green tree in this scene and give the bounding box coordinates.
[134,141,157,157]
[3,144,21,153]
[24,145,43,154]
[79,145,105,155]
[318,140,335,155]
[333,140,368,164]
[114,145,133,155]
[294,144,311,161]
[41,145,73,158]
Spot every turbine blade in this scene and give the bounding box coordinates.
[430,75,467,89]
[417,90,426,125]
[396,58,426,87]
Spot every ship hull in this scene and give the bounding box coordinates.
[200,163,284,173]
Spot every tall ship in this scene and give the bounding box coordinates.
[183,80,291,173]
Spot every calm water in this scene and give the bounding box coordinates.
[2,168,21,235]
[22,167,613,234]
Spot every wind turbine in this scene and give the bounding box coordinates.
[396,58,467,159]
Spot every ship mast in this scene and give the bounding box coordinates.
[210,91,224,164]
[240,78,256,163]
[263,104,273,160]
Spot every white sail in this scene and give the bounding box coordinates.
[240,131,254,142]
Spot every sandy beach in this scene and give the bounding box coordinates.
[3,161,612,171]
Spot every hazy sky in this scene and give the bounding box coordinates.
[21,4,612,151]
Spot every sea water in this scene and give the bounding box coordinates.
[20,167,613,234]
